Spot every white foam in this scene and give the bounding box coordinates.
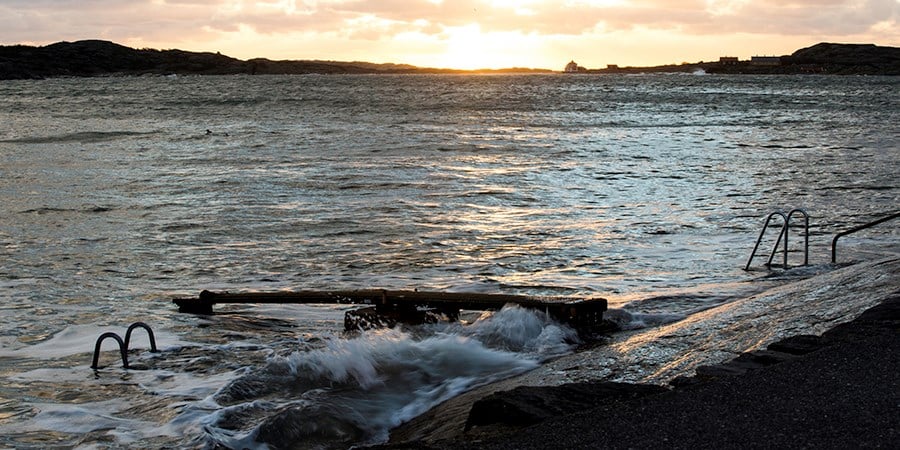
[604,308,686,330]
[0,324,109,358]
[31,401,144,434]
[2,356,248,449]
[0,399,157,439]
[205,304,575,447]
[459,304,579,355]
[1,305,578,449]
[0,323,199,359]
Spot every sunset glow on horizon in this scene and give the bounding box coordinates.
[2,0,898,70]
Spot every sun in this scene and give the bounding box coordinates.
[436,25,540,70]
[440,25,491,69]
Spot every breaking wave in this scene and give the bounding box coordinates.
[603,308,686,330]
[196,304,578,448]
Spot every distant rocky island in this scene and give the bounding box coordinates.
[0,40,551,80]
[1,40,898,80]
[579,42,900,76]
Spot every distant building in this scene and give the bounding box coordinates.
[606,64,619,71]
[564,60,586,72]
[719,56,739,65]
[751,56,781,66]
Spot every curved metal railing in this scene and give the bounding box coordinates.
[91,322,159,370]
[831,211,900,263]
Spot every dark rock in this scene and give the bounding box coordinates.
[668,374,701,388]
[693,363,750,378]
[732,349,796,366]
[254,404,364,450]
[843,290,900,323]
[465,382,667,430]
[693,350,797,380]
[822,290,900,342]
[458,292,900,440]
[767,334,825,355]
[681,293,900,385]
[420,291,900,450]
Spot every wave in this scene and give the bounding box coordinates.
[1,130,155,144]
[19,205,114,215]
[603,308,686,330]
[199,304,577,448]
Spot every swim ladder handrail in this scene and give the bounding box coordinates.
[785,209,810,267]
[124,322,159,353]
[745,211,787,270]
[831,211,900,263]
[91,332,129,370]
[745,209,809,270]
[91,322,159,370]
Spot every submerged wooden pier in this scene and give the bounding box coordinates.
[173,289,608,332]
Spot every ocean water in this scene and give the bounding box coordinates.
[0,73,897,448]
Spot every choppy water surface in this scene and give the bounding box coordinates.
[0,74,897,448]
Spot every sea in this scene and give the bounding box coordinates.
[0,73,897,449]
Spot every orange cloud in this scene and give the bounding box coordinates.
[1,0,897,68]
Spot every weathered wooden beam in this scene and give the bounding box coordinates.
[172,289,608,330]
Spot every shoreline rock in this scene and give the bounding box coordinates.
[452,292,893,443]
[465,382,668,431]
[384,257,900,447]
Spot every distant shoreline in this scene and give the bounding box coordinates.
[1,40,899,80]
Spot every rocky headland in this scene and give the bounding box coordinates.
[0,40,550,80]
[1,40,898,80]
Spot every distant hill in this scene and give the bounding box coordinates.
[589,42,900,75]
[781,42,900,74]
[0,40,243,79]
[0,40,551,80]
[1,40,898,79]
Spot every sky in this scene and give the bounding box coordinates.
[2,0,898,70]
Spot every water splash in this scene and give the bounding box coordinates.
[202,305,576,448]
[603,308,686,330]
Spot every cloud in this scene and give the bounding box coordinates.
[2,0,897,42]
[691,0,900,35]
[0,1,222,44]
[0,0,896,66]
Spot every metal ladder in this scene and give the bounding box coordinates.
[745,209,809,270]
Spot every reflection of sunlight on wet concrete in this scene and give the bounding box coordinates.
[609,257,900,383]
